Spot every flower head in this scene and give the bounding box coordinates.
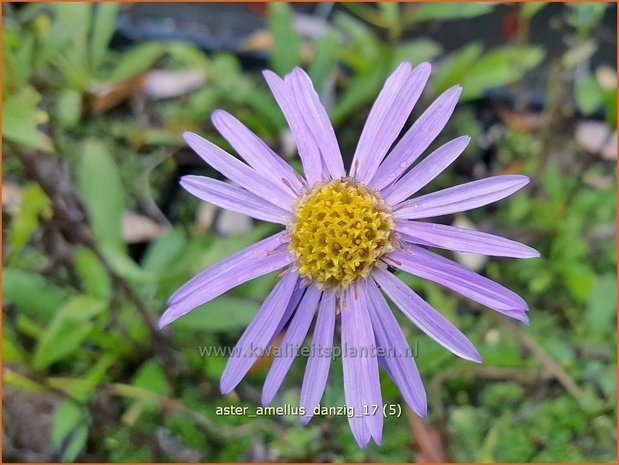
[159,61,539,448]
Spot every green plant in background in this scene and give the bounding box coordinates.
[2,2,616,462]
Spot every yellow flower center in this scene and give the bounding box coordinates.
[289,178,395,289]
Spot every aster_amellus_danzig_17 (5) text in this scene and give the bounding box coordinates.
[158,61,540,448]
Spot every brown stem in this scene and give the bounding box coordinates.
[495,317,585,399]
[11,146,183,381]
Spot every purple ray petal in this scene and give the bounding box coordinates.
[366,279,427,417]
[372,268,482,362]
[396,221,540,258]
[262,285,321,406]
[180,176,290,224]
[183,132,293,210]
[160,232,292,328]
[386,246,529,323]
[352,62,431,183]
[220,271,299,394]
[270,284,306,345]
[370,85,462,191]
[211,110,304,194]
[393,175,530,220]
[263,70,323,185]
[300,290,336,425]
[342,281,384,447]
[287,68,345,180]
[383,136,470,205]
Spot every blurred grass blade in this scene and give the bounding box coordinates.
[459,45,544,101]
[51,400,90,462]
[90,3,119,72]
[404,3,495,25]
[78,139,125,253]
[269,3,302,74]
[107,42,167,84]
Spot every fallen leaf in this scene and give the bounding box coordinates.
[575,121,617,160]
[497,107,550,132]
[596,65,617,92]
[90,74,146,115]
[122,211,166,243]
[142,69,206,100]
[2,182,25,215]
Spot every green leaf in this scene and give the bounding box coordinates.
[51,3,92,75]
[404,3,495,25]
[309,32,341,94]
[102,244,155,284]
[33,296,106,370]
[521,2,548,19]
[562,263,595,303]
[107,42,167,84]
[2,86,53,152]
[331,65,385,127]
[132,359,169,396]
[604,87,617,127]
[562,39,598,68]
[78,139,125,253]
[130,360,170,413]
[3,31,35,91]
[459,46,544,101]
[74,245,111,300]
[55,89,83,128]
[576,75,604,115]
[586,274,617,337]
[171,296,260,332]
[51,400,90,462]
[3,326,26,364]
[3,268,71,318]
[141,228,186,273]
[392,38,443,67]
[378,3,400,38]
[90,3,119,72]
[433,43,483,94]
[10,183,52,254]
[269,3,302,75]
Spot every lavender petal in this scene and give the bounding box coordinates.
[300,290,336,425]
[287,68,345,180]
[370,85,462,190]
[220,271,300,394]
[372,268,482,362]
[183,132,293,209]
[394,175,530,220]
[263,70,323,184]
[211,110,304,194]
[366,279,427,417]
[396,221,540,258]
[160,232,292,328]
[352,62,431,183]
[180,176,290,224]
[383,136,470,205]
[342,281,384,446]
[262,285,321,406]
[387,246,529,322]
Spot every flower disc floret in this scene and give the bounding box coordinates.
[289,178,395,289]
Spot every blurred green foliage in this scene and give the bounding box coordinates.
[3,2,616,462]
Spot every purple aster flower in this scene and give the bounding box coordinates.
[159,61,539,448]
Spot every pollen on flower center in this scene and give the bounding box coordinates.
[289,178,395,289]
